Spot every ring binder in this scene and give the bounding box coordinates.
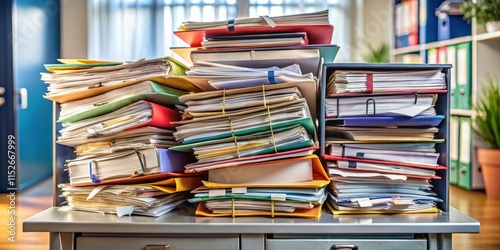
[134,150,146,174]
[365,98,376,116]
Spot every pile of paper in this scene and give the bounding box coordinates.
[41,57,203,217]
[166,9,340,218]
[323,70,447,214]
[326,70,447,95]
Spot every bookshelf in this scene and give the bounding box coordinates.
[391,0,500,191]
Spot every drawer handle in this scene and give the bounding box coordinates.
[330,244,358,250]
[460,167,467,173]
[145,245,169,250]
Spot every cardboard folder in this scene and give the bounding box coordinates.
[201,155,330,189]
[195,202,323,219]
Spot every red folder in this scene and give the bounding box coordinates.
[132,101,181,130]
[174,24,334,47]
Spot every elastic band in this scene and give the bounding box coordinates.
[271,200,275,218]
[231,198,236,218]
[366,73,373,93]
[88,160,101,184]
[341,145,345,158]
[228,117,241,158]
[262,85,267,107]
[267,71,277,84]
[222,89,226,115]
[227,19,235,32]
[135,150,146,174]
[266,107,278,153]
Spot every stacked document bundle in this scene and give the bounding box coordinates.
[171,10,339,87]
[41,57,204,217]
[323,68,447,214]
[169,83,328,218]
[166,10,341,218]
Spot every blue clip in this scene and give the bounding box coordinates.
[88,160,101,184]
[356,152,365,158]
[348,161,357,168]
[267,71,277,84]
[227,19,235,32]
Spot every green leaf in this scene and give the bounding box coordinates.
[473,75,500,149]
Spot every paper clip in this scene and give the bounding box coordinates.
[228,117,241,158]
[88,82,102,89]
[88,160,101,184]
[365,98,376,116]
[227,19,235,32]
[267,71,277,84]
[93,102,108,107]
[266,106,278,153]
[413,92,419,104]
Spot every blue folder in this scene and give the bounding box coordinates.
[327,115,445,127]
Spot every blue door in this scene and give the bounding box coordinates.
[0,0,60,192]
[0,0,17,193]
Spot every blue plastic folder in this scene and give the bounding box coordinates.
[327,115,445,127]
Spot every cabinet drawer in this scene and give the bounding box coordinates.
[76,236,239,250]
[266,238,427,250]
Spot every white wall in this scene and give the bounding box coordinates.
[61,0,88,58]
[350,0,393,61]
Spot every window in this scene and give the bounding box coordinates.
[89,0,350,62]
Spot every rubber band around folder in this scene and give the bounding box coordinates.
[227,19,235,32]
[266,107,278,153]
[267,71,277,84]
[271,200,275,218]
[222,89,226,115]
[262,85,267,107]
[366,73,373,93]
[232,198,235,218]
[88,160,101,184]
[228,117,241,158]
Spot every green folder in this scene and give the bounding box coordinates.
[449,116,460,185]
[177,116,316,146]
[456,42,472,110]
[59,81,187,123]
[458,116,473,190]
[446,45,459,109]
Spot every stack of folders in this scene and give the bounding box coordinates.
[168,83,329,218]
[41,57,205,217]
[324,69,447,214]
[166,10,340,218]
[171,10,339,88]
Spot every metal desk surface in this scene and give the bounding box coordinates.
[23,205,479,235]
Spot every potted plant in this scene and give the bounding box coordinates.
[473,76,500,199]
[461,0,500,32]
[362,42,390,63]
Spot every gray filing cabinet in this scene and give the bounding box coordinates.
[24,205,478,250]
